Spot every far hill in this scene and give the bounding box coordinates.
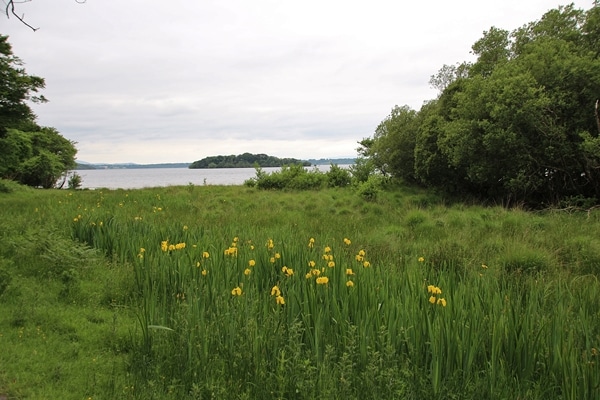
[189,153,311,169]
[75,162,190,170]
[307,158,356,165]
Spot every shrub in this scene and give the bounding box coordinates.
[326,163,351,188]
[68,172,83,189]
[356,175,385,201]
[254,164,326,190]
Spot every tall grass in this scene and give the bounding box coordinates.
[1,182,600,399]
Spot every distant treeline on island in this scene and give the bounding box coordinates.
[74,155,355,170]
[189,153,311,169]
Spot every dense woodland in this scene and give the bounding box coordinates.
[189,153,311,168]
[362,4,600,207]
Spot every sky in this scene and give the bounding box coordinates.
[2,0,594,164]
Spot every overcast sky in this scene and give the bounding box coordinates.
[2,0,593,164]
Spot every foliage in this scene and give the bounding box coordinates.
[348,138,377,184]
[0,35,46,134]
[249,163,354,190]
[67,172,83,190]
[189,152,311,169]
[326,163,352,187]
[367,4,600,206]
[1,185,600,399]
[0,35,78,188]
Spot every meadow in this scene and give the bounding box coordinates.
[1,180,599,399]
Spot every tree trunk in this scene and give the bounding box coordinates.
[596,99,600,134]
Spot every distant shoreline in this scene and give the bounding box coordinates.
[76,158,355,170]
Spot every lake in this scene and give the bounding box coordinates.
[76,165,349,189]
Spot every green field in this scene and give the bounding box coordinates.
[1,182,599,399]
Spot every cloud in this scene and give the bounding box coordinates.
[3,0,592,163]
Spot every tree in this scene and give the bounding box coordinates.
[0,35,77,188]
[0,35,46,135]
[370,105,418,181]
[366,4,600,206]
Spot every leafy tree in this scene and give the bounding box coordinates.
[366,4,600,206]
[0,35,46,135]
[0,35,78,188]
[370,105,418,181]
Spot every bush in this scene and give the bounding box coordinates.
[356,175,385,201]
[68,172,83,189]
[326,163,351,188]
[254,164,326,190]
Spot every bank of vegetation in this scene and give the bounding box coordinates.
[1,180,599,399]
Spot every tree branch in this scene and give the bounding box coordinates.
[5,0,87,31]
[5,0,39,31]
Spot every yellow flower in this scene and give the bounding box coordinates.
[267,239,274,250]
[305,272,312,279]
[308,238,315,248]
[363,261,371,268]
[481,264,488,269]
[161,240,169,252]
[324,246,331,253]
[233,236,239,243]
[308,260,316,268]
[271,285,281,296]
[202,251,210,259]
[316,276,329,285]
[282,266,294,277]
[140,248,145,253]
[231,286,242,296]
[328,261,335,268]
[346,280,354,287]
[276,295,285,305]
[174,242,186,250]
[274,253,281,259]
[437,298,447,307]
[429,296,436,304]
[224,247,238,256]
[270,257,276,263]
[248,259,256,267]
[311,269,321,276]
[427,285,442,295]
[183,225,188,231]
[355,254,364,262]
[358,249,366,257]
[343,238,351,245]
[244,268,251,276]
[418,257,425,262]
[201,269,208,276]
[346,268,354,275]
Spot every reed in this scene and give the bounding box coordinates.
[1,182,599,399]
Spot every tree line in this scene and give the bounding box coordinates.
[0,35,77,188]
[363,4,600,207]
[189,153,311,169]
